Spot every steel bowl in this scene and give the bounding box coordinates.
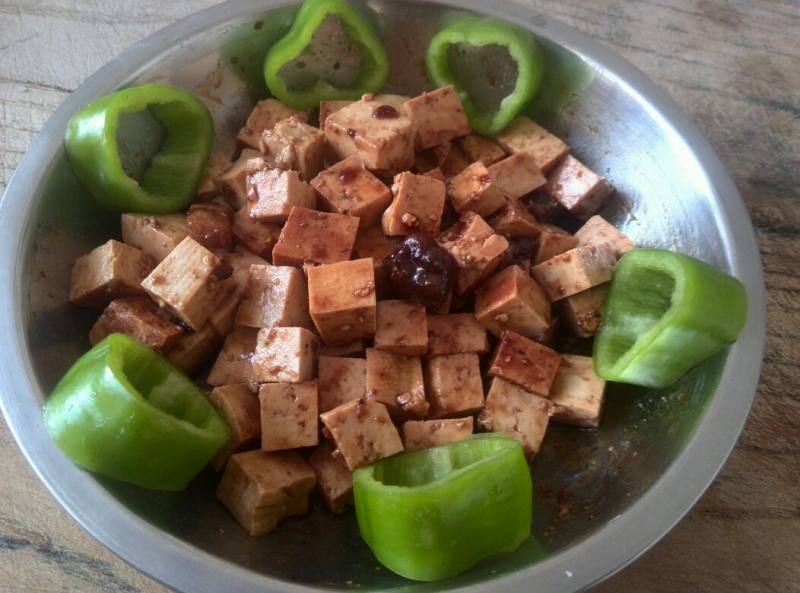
[0,0,766,591]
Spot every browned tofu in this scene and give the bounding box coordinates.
[366,348,427,418]
[89,296,182,351]
[544,156,614,220]
[259,381,318,451]
[374,300,428,355]
[311,156,392,228]
[324,94,417,172]
[187,202,235,251]
[448,161,506,217]
[382,171,446,236]
[320,340,365,357]
[209,384,261,470]
[424,353,484,418]
[560,284,607,338]
[253,327,318,383]
[549,354,606,427]
[525,192,565,223]
[423,167,447,184]
[403,85,470,150]
[575,215,634,259]
[402,417,474,451]
[208,327,259,392]
[217,450,315,535]
[441,144,471,178]
[474,265,551,340]
[487,153,546,199]
[496,116,569,174]
[426,313,489,356]
[196,151,232,201]
[531,244,616,301]
[307,258,377,344]
[309,440,353,513]
[534,223,579,264]
[477,377,553,457]
[232,204,282,259]
[246,166,317,224]
[488,196,541,238]
[353,226,400,295]
[319,399,403,471]
[488,331,561,396]
[236,98,308,152]
[318,356,366,413]
[439,212,509,294]
[457,133,506,166]
[414,142,451,173]
[272,207,359,267]
[69,240,153,308]
[235,264,313,329]
[259,116,325,181]
[165,323,222,376]
[121,213,188,263]
[216,150,264,210]
[319,100,354,127]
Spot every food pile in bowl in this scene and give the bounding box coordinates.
[42,0,747,582]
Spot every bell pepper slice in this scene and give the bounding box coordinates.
[65,83,214,214]
[263,0,389,110]
[44,333,230,491]
[353,434,532,581]
[593,248,748,388]
[425,16,544,136]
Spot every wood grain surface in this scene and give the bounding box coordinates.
[1,1,798,592]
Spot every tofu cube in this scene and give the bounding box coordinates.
[216,150,264,210]
[487,152,546,199]
[575,215,635,259]
[426,313,489,356]
[381,171,446,236]
[549,354,606,427]
[534,223,579,264]
[324,95,417,172]
[217,450,315,535]
[439,212,509,294]
[441,144,471,178]
[424,353,484,418]
[232,204,282,259]
[365,348,426,418]
[259,116,325,181]
[403,85,471,150]
[165,323,222,376]
[209,384,261,470]
[488,331,561,396]
[307,258,377,344]
[531,244,616,301]
[543,156,614,220]
[456,133,506,166]
[319,399,404,471]
[236,98,309,151]
[208,327,259,392]
[414,142,451,173]
[320,340,365,357]
[89,296,182,351]
[478,377,553,457]
[272,207,359,267]
[259,381,318,451]
[121,213,188,263]
[195,151,232,201]
[319,100,354,127]
[402,418,473,452]
[206,279,245,337]
[318,356,366,413]
[488,196,541,238]
[374,300,428,355]
[474,265,551,340]
[423,167,447,184]
[309,440,353,513]
[495,116,569,173]
[311,156,392,228]
[246,166,317,224]
[560,284,607,338]
[353,226,401,295]
[447,161,507,217]
[69,240,153,308]
[187,202,235,251]
[141,236,225,330]
[236,264,312,329]
[253,327,319,383]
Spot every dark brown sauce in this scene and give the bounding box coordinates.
[372,105,399,119]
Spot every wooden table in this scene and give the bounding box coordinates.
[1,1,798,591]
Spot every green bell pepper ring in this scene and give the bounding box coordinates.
[264,0,389,110]
[44,334,230,491]
[65,83,214,214]
[353,434,532,581]
[426,17,544,136]
[593,248,748,388]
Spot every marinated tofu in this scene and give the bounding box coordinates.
[196,151,232,202]
[365,348,427,418]
[259,116,325,181]
[236,264,313,329]
[320,339,366,357]
[272,207,359,266]
[231,204,282,259]
[187,202,235,251]
[165,323,221,375]
[309,440,353,513]
[69,240,153,308]
[216,150,264,209]
[414,142,451,173]
[488,196,541,238]
[487,153,546,199]
[575,215,634,259]
[208,327,259,392]
[560,284,607,338]
[456,133,506,166]
[402,417,474,451]
[426,313,489,356]
[311,156,392,228]
[488,331,561,396]
[209,384,261,470]
[531,244,616,301]
[89,296,182,351]
[253,327,318,383]
[439,212,509,294]
[496,116,569,174]
[373,300,428,355]
[353,226,401,295]
[549,354,606,427]
[318,356,366,413]
[424,353,484,418]
[121,213,188,262]
[544,155,614,220]
[474,265,551,340]
[534,223,579,264]
[402,85,470,150]
[236,98,309,152]
[447,161,506,217]
[246,165,317,224]
[259,381,319,451]
[382,171,446,236]
[319,99,354,127]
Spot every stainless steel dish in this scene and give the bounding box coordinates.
[0,1,766,592]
